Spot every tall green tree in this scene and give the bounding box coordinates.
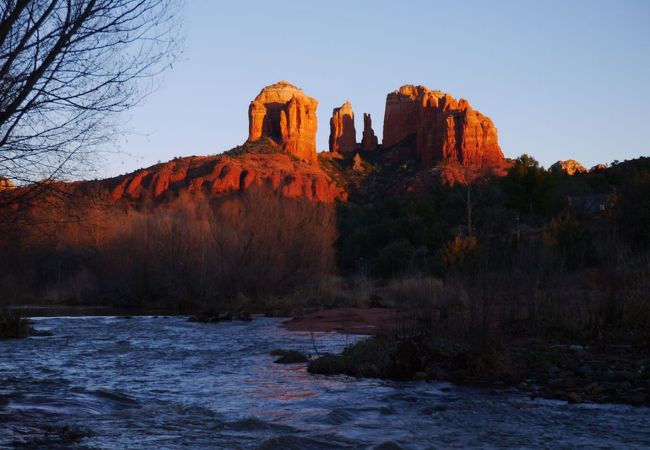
[501,154,555,216]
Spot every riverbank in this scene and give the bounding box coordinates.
[283,307,650,407]
[5,315,648,448]
[307,333,649,406]
[281,307,401,334]
[4,305,183,317]
[6,303,649,407]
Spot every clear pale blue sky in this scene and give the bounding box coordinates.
[104,0,650,177]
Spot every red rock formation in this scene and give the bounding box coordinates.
[0,176,13,191]
[550,160,588,175]
[382,85,505,167]
[361,113,379,151]
[329,101,357,152]
[352,153,364,173]
[247,81,318,163]
[106,151,346,204]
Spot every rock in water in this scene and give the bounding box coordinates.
[361,113,379,151]
[382,85,505,167]
[329,101,357,152]
[247,81,319,163]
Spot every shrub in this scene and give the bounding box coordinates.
[441,235,478,271]
[543,214,595,269]
[0,311,33,339]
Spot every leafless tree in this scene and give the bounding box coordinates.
[0,0,181,187]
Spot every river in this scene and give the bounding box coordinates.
[1,316,649,449]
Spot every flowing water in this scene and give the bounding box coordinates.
[1,316,649,449]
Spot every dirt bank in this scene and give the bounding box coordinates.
[282,307,401,334]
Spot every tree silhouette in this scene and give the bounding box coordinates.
[501,154,554,215]
[0,0,180,187]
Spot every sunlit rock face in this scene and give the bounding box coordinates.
[107,153,347,204]
[0,176,13,191]
[361,113,379,151]
[382,85,505,167]
[329,101,357,152]
[550,160,588,175]
[247,81,318,163]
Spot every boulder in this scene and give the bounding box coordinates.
[550,160,588,175]
[247,81,318,163]
[329,101,357,152]
[270,349,309,364]
[361,113,379,151]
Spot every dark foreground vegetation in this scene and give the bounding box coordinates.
[1,154,648,405]
[0,187,336,313]
[0,311,51,339]
[309,155,650,405]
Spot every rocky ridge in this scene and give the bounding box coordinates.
[106,150,347,204]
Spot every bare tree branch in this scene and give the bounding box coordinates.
[0,0,181,189]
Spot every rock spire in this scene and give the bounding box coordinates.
[329,101,357,152]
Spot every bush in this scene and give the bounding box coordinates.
[0,311,33,339]
[441,235,478,271]
[386,276,442,310]
[373,239,415,277]
[543,214,595,269]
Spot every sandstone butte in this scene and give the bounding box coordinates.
[550,159,588,176]
[361,113,379,151]
[3,82,512,208]
[382,85,506,168]
[247,81,318,163]
[105,81,344,203]
[329,101,357,152]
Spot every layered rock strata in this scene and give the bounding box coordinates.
[107,153,346,204]
[383,85,505,167]
[248,81,318,163]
